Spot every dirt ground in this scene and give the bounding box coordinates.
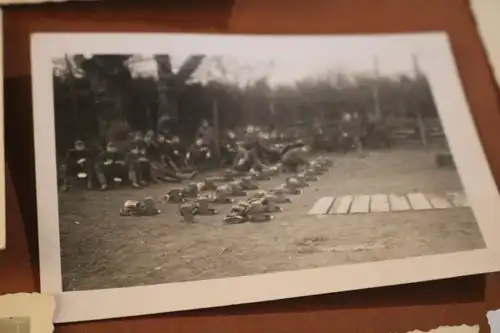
[57,148,486,292]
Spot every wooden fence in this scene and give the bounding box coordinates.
[278,116,447,148]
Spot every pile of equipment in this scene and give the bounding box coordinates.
[119,156,334,223]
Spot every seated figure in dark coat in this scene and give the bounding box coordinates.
[143,131,197,182]
[60,140,97,192]
[281,141,310,173]
[231,144,265,173]
[94,141,141,190]
[158,134,189,172]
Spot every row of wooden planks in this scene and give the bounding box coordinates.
[307,191,469,215]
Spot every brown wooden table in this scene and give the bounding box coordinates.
[1,0,500,332]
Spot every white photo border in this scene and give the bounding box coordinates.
[31,32,500,324]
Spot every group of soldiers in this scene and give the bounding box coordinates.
[59,119,313,193]
[312,111,392,152]
[58,108,387,193]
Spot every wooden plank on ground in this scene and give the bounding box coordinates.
[308,197,335,215]
[426,193,452,209]
[329,195,353,215]
[349,195,371,214]
[388,194,411,211]
[370,194,390,212]
[406,192,432,210]
[447,191,469,207]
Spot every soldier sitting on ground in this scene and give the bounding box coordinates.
[94,141,141,191]
[156,132,178,171]
[144,131,196,182]
[280,139,307,157]
[281,141,311,173]
[159,134,190,172]
[253,133,282,164]
[338,111,364,153]
[60,139,97,192]
[232,143,266,173]
[219,131,238,166]
[186,138,214,169]
[129,132,163,184]
[312,118,329,152]
[197,118,219,154]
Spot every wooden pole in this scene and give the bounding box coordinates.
[372,55,382,120]
[269,100,275,116]
[412,54,428,147]
[269,100,276,130]
[212,99,221,156]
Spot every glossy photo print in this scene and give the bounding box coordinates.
[31,32,500,323]
[0,293,55,333]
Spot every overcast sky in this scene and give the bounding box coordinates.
[125,35,421,86]
[129,37,418,85]
[54,35,423,86]
[130,50,417,87]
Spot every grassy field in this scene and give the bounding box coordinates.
[57,148,486,292]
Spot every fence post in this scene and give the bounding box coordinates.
[416,110,428,147]
[212,99,221,156]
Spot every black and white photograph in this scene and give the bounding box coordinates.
[31,33,500,323]
[0,293,55,333]
[0,317,31,333]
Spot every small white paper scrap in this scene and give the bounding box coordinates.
[406,325,479,333]
[0,293,55,333]
[488,310,500,333]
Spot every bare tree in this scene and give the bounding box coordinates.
[154,54,205,131]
